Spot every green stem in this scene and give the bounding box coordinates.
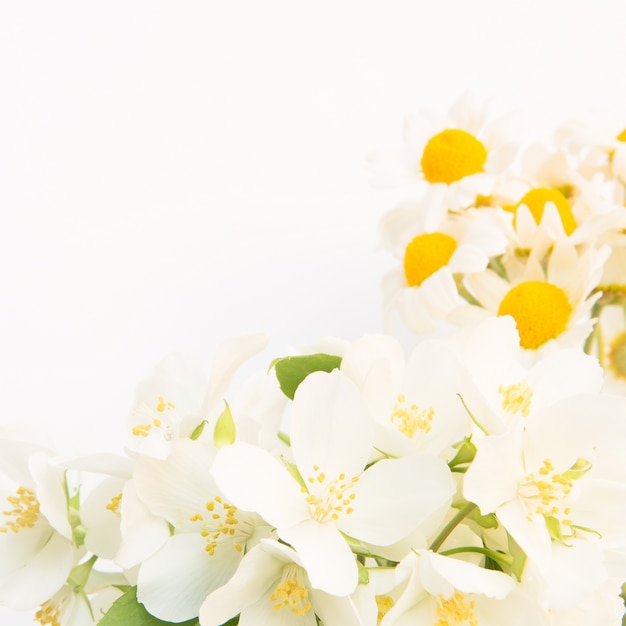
[439,546,512,568]
[456,394,488,435]
[429,502,478,552]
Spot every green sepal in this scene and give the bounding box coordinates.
[67,555,97,592]
[448,437,477,470]
[280,455,306,489]
[507,533,527,582]
[562,457,592,481]
[214,402,236,448]
[190,420,208,441]
[271,353,342,400]
[98,586,200,625]
[466,507,498,530]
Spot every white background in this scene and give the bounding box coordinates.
[2,1,626,623]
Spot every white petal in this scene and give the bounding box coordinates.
[463,429,524,514]
[211,442,309,529]
[291,370,373,482]
[138,533,241,622]
[340,454,454,545]
[201,332,269,417]
[0,530,74,609]
[200,541,298,626]
[280,519,358,595]
[115,480,170,569]
[419,550,515,599]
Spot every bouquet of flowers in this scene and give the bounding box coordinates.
[2,94,626,626]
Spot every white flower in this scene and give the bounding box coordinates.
[0,439,75,611]
[592,303,626,395]
[199,539,363,626]
[340,334,472,459]
[463,393,626,593]
[448,316,604,433]
[380,206,507,334]
[211,369,455,596]
[380,550,543,626]
[367,93,519,213]
[127,438,270,623]
[126,332,268,459]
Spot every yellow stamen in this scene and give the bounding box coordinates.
[304,469,358,522]
[403,232,457,287]
[391,393,434,437]
[270,573,312,616]
[35,600,62,626]
[421,129,488,184]
[376,595,395,624]
[105,493,123,517]
[516,187,576,236]
[498,281,571,350]
[435,591,478,626]
[0,486,40,534]
[498,380,533,417]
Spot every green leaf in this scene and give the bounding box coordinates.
[98,587,199,625]
[272,353,342,400]
[214,402,236,448]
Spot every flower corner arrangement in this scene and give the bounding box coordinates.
[2,93,626,626]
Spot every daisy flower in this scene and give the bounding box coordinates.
[592,303,626,394]
[381,204,507,334]
[463,239,609,354]
[367,92,519,211]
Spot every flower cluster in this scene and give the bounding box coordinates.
[2,97,626,626]
[370,93,626,393]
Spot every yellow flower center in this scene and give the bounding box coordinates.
[421,129,488,184]
[616,128,626,142]
[498,381,533,417]
[518,459,573,531]
[515,187,576,236]
[391,393,434,438]
[498,281,572,350]
[105,493,123,517]
[435,591,478,626]
[189,495,244,555]
[376,595,395,624]
[0,486,40,534]
[608,331,626,381]
[270,565,312,616]
[403,233,458,287]
[302,467,358,522]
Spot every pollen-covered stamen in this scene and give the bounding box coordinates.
[403,232,457,287]
[515,187,577,236]
[518,459,574,528]
[498,281,572,350]
[270,564,312,616]
[421,129,488,185]
[498,381,533,417]
[35,600,62,626]
[131,397,176,439]
[435,591,478,626]
[376,595,395,624]
[608,331,626,381]
[302,466,358,522]
[391,393,434,438]
[189,495,245,556]
[105,493,123,517]
[0,486,40,534]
